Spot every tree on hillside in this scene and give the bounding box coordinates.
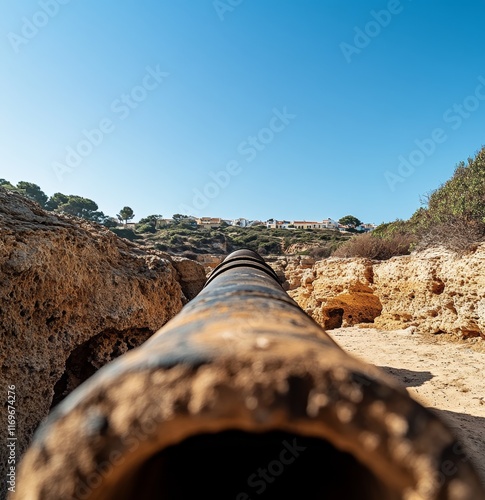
[338,215,362,228]
[0,179,48,207]
[172,213,197,229]
[57,196,102,222]
[138,214,163,225]
[117,206,135,225]
[16,181,48,207]
[0,181,118,226]
[137,214,163,233]
[172,213,189,223]
[102,217,119,228]
[45,192,70,211]
[0,179,15,189]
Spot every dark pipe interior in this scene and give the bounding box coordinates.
[113,430,399,500]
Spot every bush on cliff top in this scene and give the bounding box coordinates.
[427,147,485,224]
[364,147,485,255]
[413,147,485,250]
[332,232,415,260]
[332,146,485,258]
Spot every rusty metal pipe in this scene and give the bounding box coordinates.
[15,250,485,499]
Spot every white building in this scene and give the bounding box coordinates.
[292,221,324,229]
[195,217,222,228]
[266,219,291,229]
[359,223,377,232]
[232,218,251,227]
[321,218,339,229]
[266,218,341,230]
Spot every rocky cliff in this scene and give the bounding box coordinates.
[277,246,485,340]
[0,189,205,496]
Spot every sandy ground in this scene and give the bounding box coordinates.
[330,327,485,486]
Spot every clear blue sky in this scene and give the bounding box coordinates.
[2,0,485,224]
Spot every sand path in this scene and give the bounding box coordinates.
[330,327,485,486]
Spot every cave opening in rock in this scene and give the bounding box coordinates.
[109,430,397,500]
[51,328,153,409]
[51,339,98,409]
[323,307,344,329]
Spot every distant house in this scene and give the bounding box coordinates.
[157,218,174,228]
[266,220,291,229]
[196,217,222,228]
[321,218,339,230]
[292,221,326,230]
[232,218,250,227]
[360,223,377,232]
[266,218,353,231]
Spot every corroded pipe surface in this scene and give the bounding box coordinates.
[15,250,485,499]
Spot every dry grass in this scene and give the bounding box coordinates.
[415,219,485,252]
[332,233,415,260]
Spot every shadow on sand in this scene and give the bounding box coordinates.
[377,365,434,387]
[430,407,485,487]
[377,365,485,486]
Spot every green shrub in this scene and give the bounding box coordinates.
[136,223,156,234]
[110,228,141,241]
[370,147,485,252]
[410,147,485,250]
[427,148,485,224]
[169,235,183,245]
[257,241,281,254]
[178,221,197,230]
[241,233,258,242]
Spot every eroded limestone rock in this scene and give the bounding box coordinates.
[280,246,485,339]
[0,189,189,496]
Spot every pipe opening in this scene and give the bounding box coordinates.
[111,430,398,499]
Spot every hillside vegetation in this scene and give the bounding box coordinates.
[113,223,349,258]
[334,146,485,259]
[6,145,484,261]
[0,179,353,257]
